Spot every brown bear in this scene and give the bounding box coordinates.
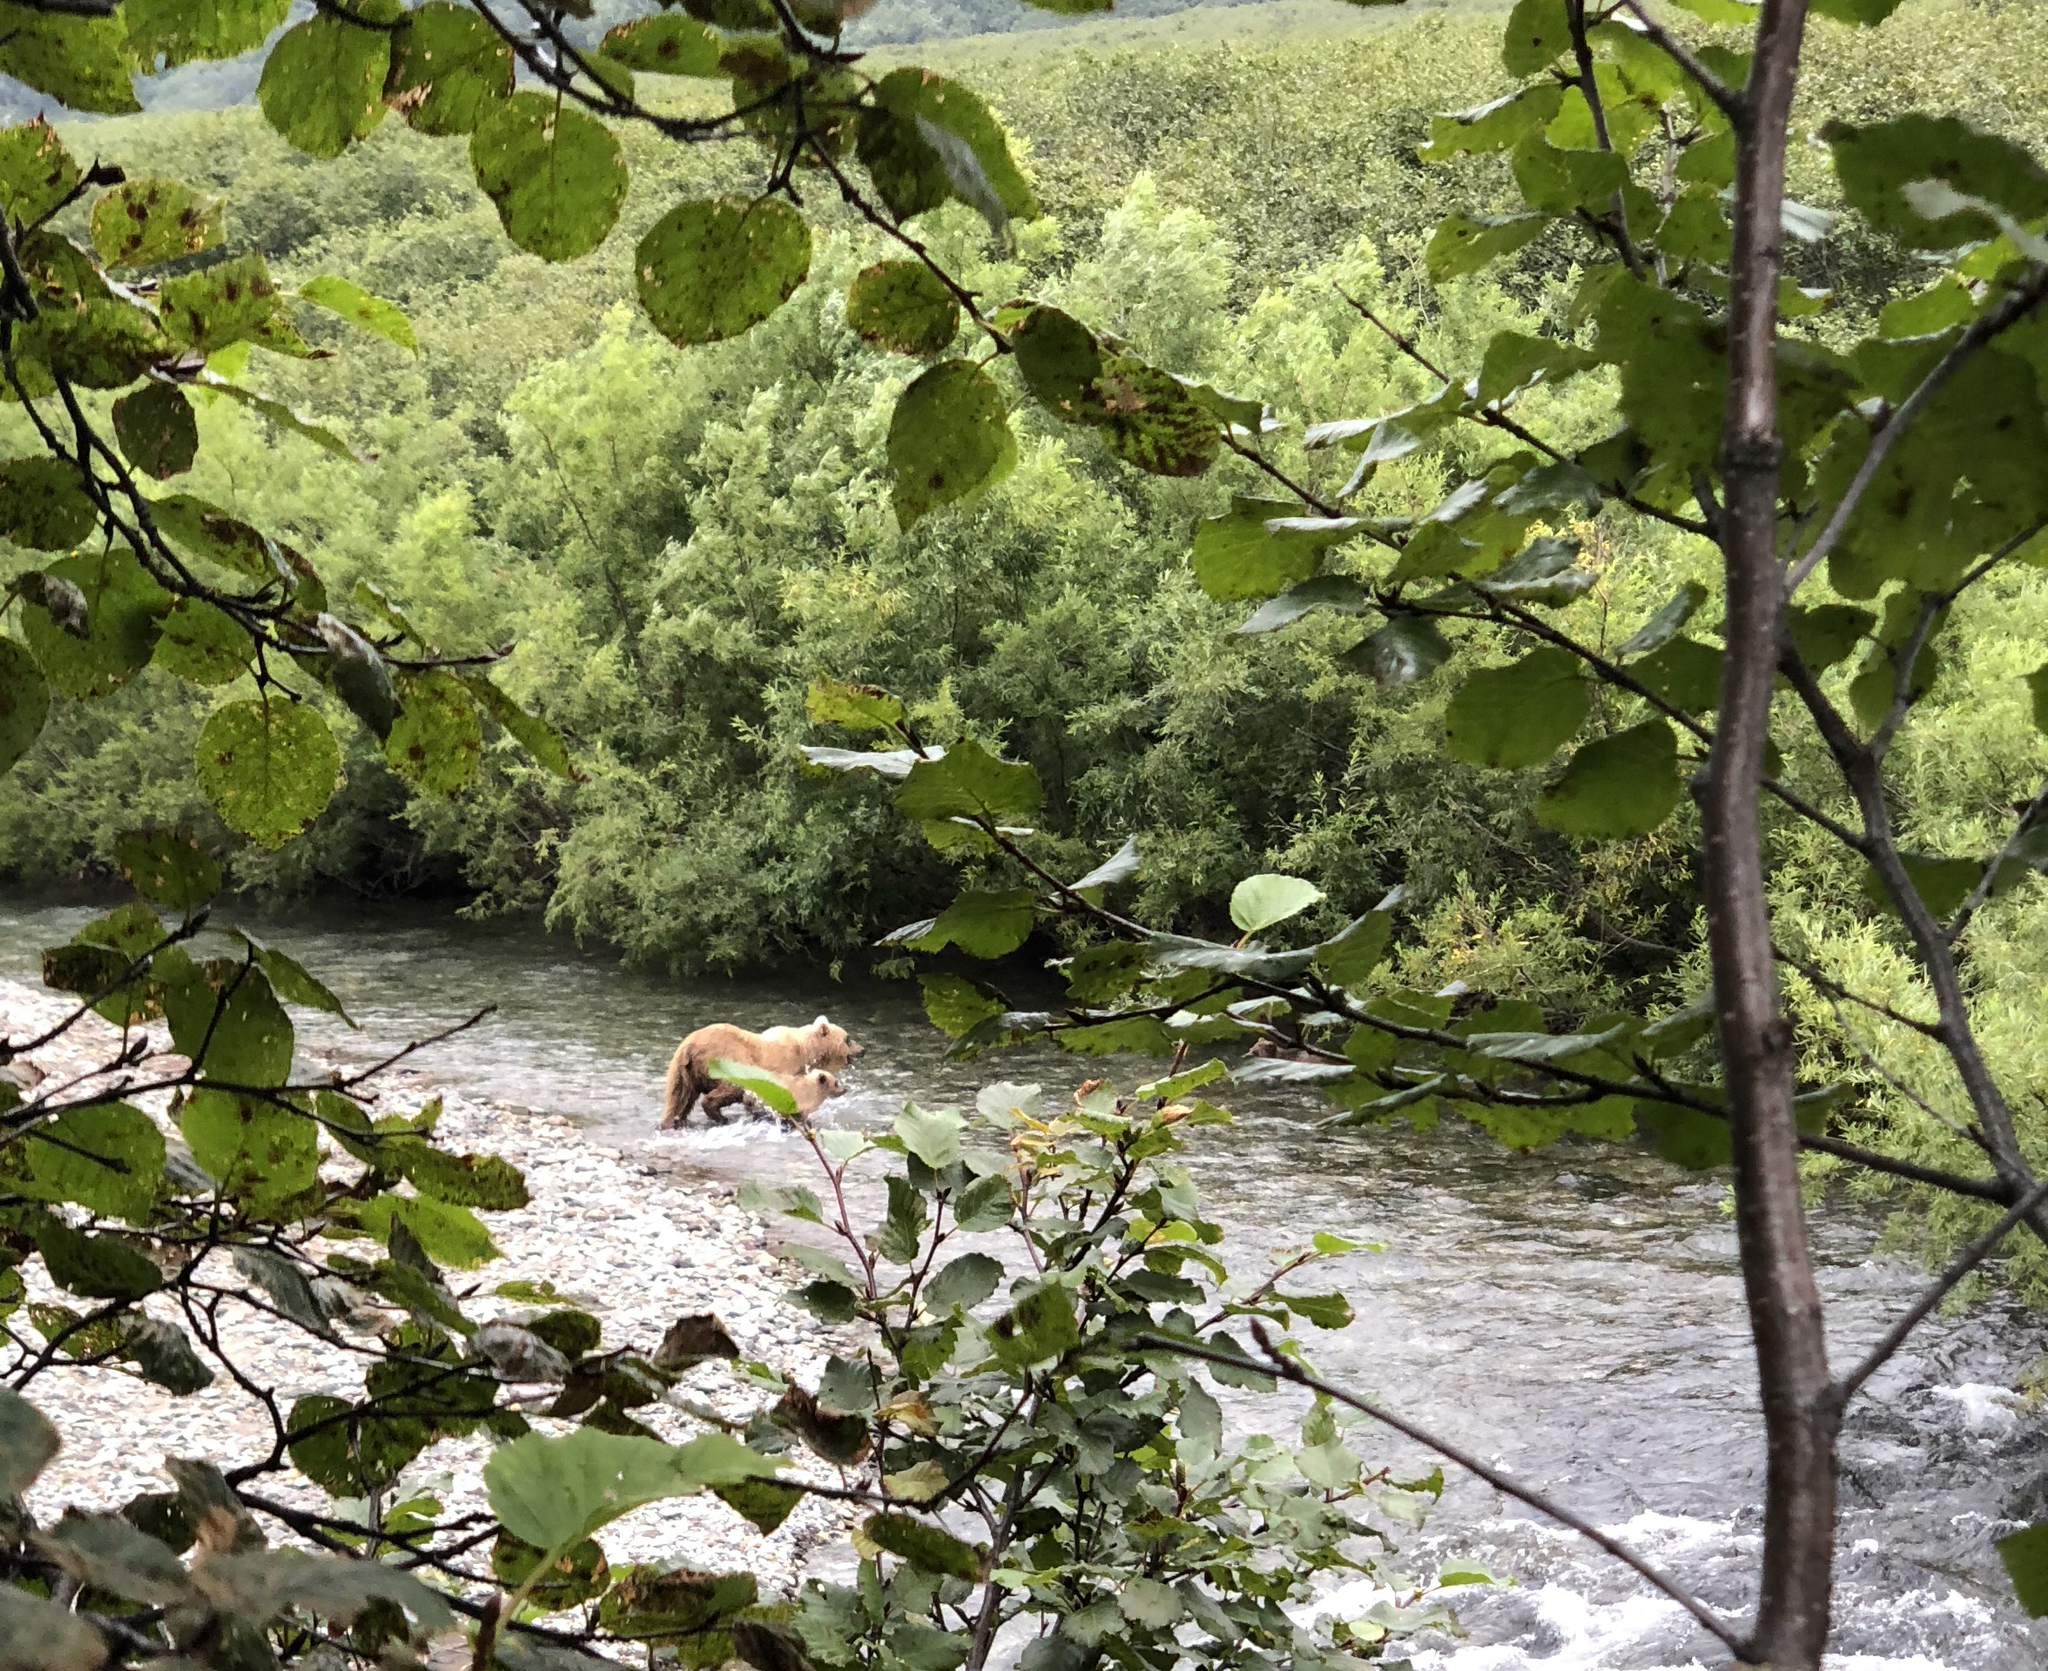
[660,1015,861,1128]
[700,1066,846,1123]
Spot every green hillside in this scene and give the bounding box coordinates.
[7,0,2046,980]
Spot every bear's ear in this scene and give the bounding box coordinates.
[813,1014,830,1028]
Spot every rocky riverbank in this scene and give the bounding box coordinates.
[0,975,856,1595]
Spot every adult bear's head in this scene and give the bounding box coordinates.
[803,1015,861,1068]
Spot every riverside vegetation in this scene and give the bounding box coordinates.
[3,0,2048,1667]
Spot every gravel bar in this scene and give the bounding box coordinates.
[1,975,858,1596]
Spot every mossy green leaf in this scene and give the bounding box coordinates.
[194,698,341,848]
[635,195,810,348]
[471,92,627,263]
[887,358,1015,531]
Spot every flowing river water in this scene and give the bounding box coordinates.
[3,892,2045,1670]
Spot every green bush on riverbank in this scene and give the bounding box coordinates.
[4,0,2048,1005]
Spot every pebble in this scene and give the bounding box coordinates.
[0,977,861,1600]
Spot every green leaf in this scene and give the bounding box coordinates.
[149,494,279,584]
[597,1566,756,1644]
[1010,302,1105,423]
[1860,852,1982,921]
[1192,498,1358,602]
[0,637,50,775]
[123,1317,213,1394]
[1420,85,1565,163]
[1617,581,1708,657]
[176,1081,314,1209]
[877,1174,928,1264]
[1119,1575,1184,1629]
[1634,636,1722,713]
[399,1146,528,1212]
[636,195,810,348]
[288,1392,430,1495]
[845,260,959,357]
[705,1058,800,1118]
[112,382,199,481]
[472,92,628,262]
[36,1216,160,1300]
[863,1513,981,1579]
[35,1508,195,1604]
[1279,1289,1354,1329]
[355,1192,500,1269]
[917,888,1035,958]
[1237,574,1371,634]
[1343,616,1452,686]
[0,455,96,550]
[460,672,578,780]
[990,1281,1079,1366]
[0,1586,108,1671]
[124,0,291,67]
[1787,603,1874,672]
[1475,329,1596,406]
[485,1428,779,1553]
[160,251,284,356]
[492,1532,611,1611]
[90,177,222,269]
[297,276,417,353]
[951,1172,1013,1233]
[0,1387,59,1496]
[858,67,1037,231]
[894,738,1040,824]
[895,1104,963,1170]
[0,4,138,114]
[1634,1100,1732,1169]
[386,0,514,136]
[1999,1522,2048,1617]
[925,1252,1002,1313]
[1426,211,1550,283]
[1229,873,1323,934]
[0,117,79,225]
[195,698,341,849]
[258,4,397,159]
[1536,719,1682,840]
[600,12,722,74]
[8,1102,164,1220]
[1315,911,1394,989]
[1502,0,1571,74]
[807,676,905,733]
[154,598,254,687]
[716,1476,803,1535]
[920,973,1002,1038]
[1825,116,2048,250]
[386,668,482,796]
[20,547,169,699]
[1445,648,1590,768]
[888,358,1016,532]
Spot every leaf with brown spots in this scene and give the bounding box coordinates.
[89,177,223,269]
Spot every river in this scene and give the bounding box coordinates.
[3,891,2043,1670]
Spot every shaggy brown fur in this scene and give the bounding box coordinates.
[660,1016,861,1128]
[700,1067,846,1123]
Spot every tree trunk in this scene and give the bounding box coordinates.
[1708,2,1838,1664]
